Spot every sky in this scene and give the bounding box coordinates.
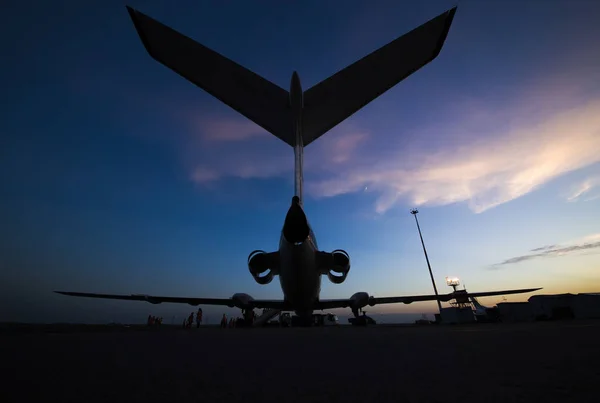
[1,0,599,324]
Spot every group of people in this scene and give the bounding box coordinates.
[220,314,240,328]
[145,307,265,328]
[183,308,203,328]
[219,309,257,328]
[147,315,163,326]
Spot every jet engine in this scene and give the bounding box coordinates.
[326,249,351,284]
[231,293,255,309]
[248,250,276,285]
[350,292,372,317]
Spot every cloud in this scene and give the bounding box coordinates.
[493,234,600,267]
[191,167,221,183]
[194,118,269,142]
[530,245,557,252]
[170,66,600,214]
[183,116,370,185]
[577,233,600,244]
[567,176,600,202]
[307,97,600,214]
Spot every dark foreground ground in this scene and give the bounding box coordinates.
[2,320,599,403]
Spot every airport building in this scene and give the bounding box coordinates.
[433,290,600,325]
[440,307,476,324]
[496,302,534,323]
[497,293,600,322]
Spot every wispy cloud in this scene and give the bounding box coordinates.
[577,233,600,244]
[184,117,370,185]
[530,245,557,252]
[191,167,221,183]
[194,117,269,142]
[171,70,600,214]
[493,233,600,267]
[567,176,600,202]
[309,97,600,214]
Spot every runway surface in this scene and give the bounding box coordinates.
[2,320,599,402]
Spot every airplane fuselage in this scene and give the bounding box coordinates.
[243,71,352,322]
[277,72,322,320]
[278,199,321,319]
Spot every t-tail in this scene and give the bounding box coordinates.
[126,5,457,206]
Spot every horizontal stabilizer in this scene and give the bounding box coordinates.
[302,7,457,146]
[126,7,294,146]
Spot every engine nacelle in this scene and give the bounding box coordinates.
[327,249,350,284]
[231,293,255,309]
[248,250,275,285]
[350,292,370,309]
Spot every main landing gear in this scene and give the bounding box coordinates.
[349,308,377,326]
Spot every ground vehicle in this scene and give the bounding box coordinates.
[313,313,339,326]
[280,312,292,327]
[348,313,377,326]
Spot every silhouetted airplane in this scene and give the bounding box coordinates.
[56,6,541,324]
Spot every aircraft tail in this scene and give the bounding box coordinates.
[127,6,457,150]
[301,7,457,146]
[126,6,295,147]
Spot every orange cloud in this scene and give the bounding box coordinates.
[306,96,600,214]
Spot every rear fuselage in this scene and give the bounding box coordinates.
[278,197,321,319]
[277,71,322,320]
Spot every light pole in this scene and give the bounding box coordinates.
[410,209,443,315]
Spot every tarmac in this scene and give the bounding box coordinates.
[2,320,599,403]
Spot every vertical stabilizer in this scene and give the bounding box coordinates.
[289,71,304,204]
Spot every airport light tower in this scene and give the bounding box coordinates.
[410,209,443,314]
[445,276,461,292]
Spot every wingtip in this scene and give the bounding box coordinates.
[124,5,156,59]
[429,5,458,61]
[126,5,140,22]
[445,6,458,24]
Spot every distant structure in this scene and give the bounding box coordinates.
[446,277,471,310]
[410,209,443,314]
[498,293,600,322]
[446,276,461,292]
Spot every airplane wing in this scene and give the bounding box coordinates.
[301,7,457,147]
[125,7,294,146]
[56,287,542,312]
[316,288,542,310]
[54,291,288,310]
[369,288,542,306]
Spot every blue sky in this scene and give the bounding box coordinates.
[1,0,599,324]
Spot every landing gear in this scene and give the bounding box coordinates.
[349,308,377,326]
[236,308,256,328]
[291,315,313,327]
